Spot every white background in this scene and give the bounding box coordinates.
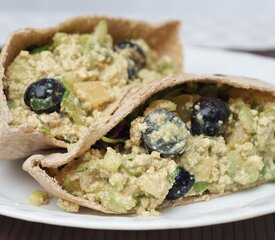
[0,0,275,49]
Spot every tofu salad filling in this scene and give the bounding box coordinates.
[3,20,175,144]
[50,83,275,215]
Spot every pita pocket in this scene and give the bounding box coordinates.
[0,15,182,160]
[23,74,275,215]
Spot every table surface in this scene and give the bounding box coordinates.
[0,48,275,239]
[0,213,274,240]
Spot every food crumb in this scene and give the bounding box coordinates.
[28,190,49,206]
[57,198,80,213]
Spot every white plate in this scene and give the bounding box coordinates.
[1,46,275,230]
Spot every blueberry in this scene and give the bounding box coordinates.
[142,109,188,156]
[114,40,146,80]
[166,167,195,200]
[24,78,65,113]
[191,97,230,136]
[127,68,137,80]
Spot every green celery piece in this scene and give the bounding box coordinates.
[121,165,140,177]
[62,73,81,90]
[7,100,16,109]
[167,166,180,183]
[193,181,211,193]
[259,108,275,118]
[88,55,97,70]
[227,150,260,184]
[61,89,86,125]
[239,106,254,132]
[63,178,80,193]
[40,126,51,135]
[29,44,53,54]
[30,98,53,111]
[271,169,275,182]
[76,161,95,173]
[91,20,108,45]
[63,135,77,144]
[156,61,173,73]
[36,116,51,135]
[100,187,136,213]
[76,34,90,46]
[102,136,126,144]
[227,150,245,178]
[103,52,113,63]
[234,99,254,133]
[52,32,67,47]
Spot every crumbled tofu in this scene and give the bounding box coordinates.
[57,199,80,213]
[28,190,49,206]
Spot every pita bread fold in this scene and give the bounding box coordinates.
[23,74,275,214]
[0,15,182,160]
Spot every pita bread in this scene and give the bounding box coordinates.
[23,73,275,214]
[0,15,182,160]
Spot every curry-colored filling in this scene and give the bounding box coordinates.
[56,149,176,215]
[4,20,175,143]
[52,84,275,215]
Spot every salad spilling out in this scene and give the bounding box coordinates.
[45,82,275,215]
[4,20,176,144]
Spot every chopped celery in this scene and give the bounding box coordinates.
[61,89,86,125]
[63,135,77,144]
[88,55,97,69]
[63,178,79,193]
[100,149,122,172]
[62,72,81,90]
[29,44,53,54]
[245,161,260,183]
[100,187,136,213]
[7,61,34,82]
[227,150,245,178]
[7,100,16,109]
[193,181,211,193]
[103,52,113,63]
[40,126,51,135]
[102,137,126,144]
[156,61,173,73]
[52,32,67,47]
[271,169,275,182]
[36,116,51,135]
[233,99,254,133]
[76,34,90,46]
[227,150,260,185]
[259,108,275,118]
[239,107,254,133]
[167,166,180,183]
[121,165,140,177]
[91,20,108,45]
[61,75,87,125]
[76,161,95,173]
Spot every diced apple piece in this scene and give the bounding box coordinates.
[73,82,113,110]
